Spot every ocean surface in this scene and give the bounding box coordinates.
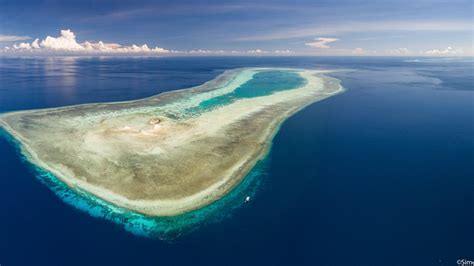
[0,56,472,266]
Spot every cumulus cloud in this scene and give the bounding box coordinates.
[425,46,463,55]
[5,29,169,54]
[305,37,339,49]
[0,34,31,42]
[12,42,33,50]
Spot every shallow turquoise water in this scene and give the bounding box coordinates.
[189,70,305,113]
[32,159,268,240]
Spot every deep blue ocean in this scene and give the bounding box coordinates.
[0,56,473,266]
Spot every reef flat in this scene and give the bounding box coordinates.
[0,68,344,216]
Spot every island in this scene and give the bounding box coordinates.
[0,68,344,216]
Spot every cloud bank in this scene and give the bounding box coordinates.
[425,46,463,55]
[305,37,339,49]
[4,29,169,54]
[3,29,467,57]
[175,48,294,55]
[387,48,410,55]
[3,29,296,56]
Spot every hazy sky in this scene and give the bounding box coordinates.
[0,0,472,55]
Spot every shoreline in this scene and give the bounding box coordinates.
[0,68,344,216]
[0,125,269,239]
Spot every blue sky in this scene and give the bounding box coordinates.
[0,0,472,55]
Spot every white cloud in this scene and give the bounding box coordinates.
[273,49,293,54]
[39,29,84,51]
[387,47,410,55]
[31,39,40,49]
[0,34,31,42]
[247,49,267,54]
[13,42,33,50]
[352,48,367,55]
[4,29,169,54]
[351,48,377,55]
[305,37,339,49]
[425,46,463,55]
[186,49,225,54]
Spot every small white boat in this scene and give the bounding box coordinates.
[244,196,251,203]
